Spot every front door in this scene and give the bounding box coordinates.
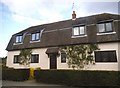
[50,54,57,69]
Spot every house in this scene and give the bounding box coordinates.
[6,12,120,71]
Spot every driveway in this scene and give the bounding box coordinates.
[2,80,78,88]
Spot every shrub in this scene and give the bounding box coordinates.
[2,66,29,81]
[34,70,120,87]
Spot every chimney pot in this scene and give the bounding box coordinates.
[72,11,76,20]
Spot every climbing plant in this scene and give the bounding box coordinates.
[61,44,99,70]
[19,49,32,66]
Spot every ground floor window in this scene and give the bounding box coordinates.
[61,53,66,63]
[13,55,20,63]
[95,50,117,62]
[31,54,39,63]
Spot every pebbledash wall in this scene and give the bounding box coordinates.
[6,42,120,71]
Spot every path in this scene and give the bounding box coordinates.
[2,80,77,88]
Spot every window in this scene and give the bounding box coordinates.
[31,54,39,63]
[95,51,117,62]
[31,32,40,41]
[13,55,20,63]
[16,35,23,43]
[97,22,113,33]
[73,26,86,36]
[61,53,66,63]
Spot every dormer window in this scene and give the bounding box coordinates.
[72,26,86,36]
[16,35,23,43]
[31,32,40,41]
[97,22,113,33]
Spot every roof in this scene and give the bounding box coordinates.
[6,13,120,51]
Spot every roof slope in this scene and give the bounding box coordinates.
[6,13,120,51]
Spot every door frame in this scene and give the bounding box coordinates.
[49,54,57,69]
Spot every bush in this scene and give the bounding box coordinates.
[34,70,120,87]
[2,66,29,81]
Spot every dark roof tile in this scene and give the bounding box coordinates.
[6,13,120,51]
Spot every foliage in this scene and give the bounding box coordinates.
[19,49,32,66]
[2,67,29,81]
[1,56,7,66]
[61,44,99,69]
[35,70,120,87]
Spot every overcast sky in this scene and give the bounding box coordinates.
[0,0,119,57]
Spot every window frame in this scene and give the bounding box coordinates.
[72,25,86,36]
[15,35,23,43]
[95,50,117,62]
[97,22,113,33]
[31,32,40,41]
[13,55,20,63]
[31,54,39,63]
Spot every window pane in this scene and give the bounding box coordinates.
[79,26,85,35]
[98,24,105,33]
[61,53,66,63]
[95,51,117,62]
[36,33,40,40]
[14,55,19,63]
[32,34,36,40]
[106,23,112,32]
[108,51,117,62]
[73,27,79,35]
[95,51,101,62]
[101,51,109,62]
[31,54,39,63]
[19,36,22,42]
[16,36,19,43]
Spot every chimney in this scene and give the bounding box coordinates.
[72,11,76,20]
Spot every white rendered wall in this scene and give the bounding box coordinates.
[6,48,49,69]
[57,42,119,71]
[7,42,119,71]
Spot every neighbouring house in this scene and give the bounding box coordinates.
[6,12,120,71]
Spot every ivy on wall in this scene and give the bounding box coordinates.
[61,44,99,69]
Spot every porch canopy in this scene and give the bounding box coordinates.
[46,47,59,54]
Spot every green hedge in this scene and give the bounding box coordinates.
[34,70,120,87]
[2,66,29,81]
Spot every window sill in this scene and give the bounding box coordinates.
[71,35,87,38]
[30,40,40,43]
[13,42,23,45]
[97,32,116,35]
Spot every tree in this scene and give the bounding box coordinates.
[19,49,32,66]
[61,44,99,70]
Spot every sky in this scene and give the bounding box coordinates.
[0,0,119,57]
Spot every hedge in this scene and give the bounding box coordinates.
[34,70,120,87]
[2,66,29,81]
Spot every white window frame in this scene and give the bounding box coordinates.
[72,26,87,38]
[97,22,113,34]
[31,32,40,41]
[72,26,86,36]
[31,54,39,63]
[15,35,23,43]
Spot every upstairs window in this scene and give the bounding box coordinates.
[31,32,40,41]
[13,55,20,63]
[97,22,113,33]
[73,26,86,36]
[31,54,39,63]
[16,35,23,43]
[95,50,117,62]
